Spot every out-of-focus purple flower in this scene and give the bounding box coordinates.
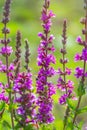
[48,10,56,18]
[13,72,33,92]
[59,94,68,105]
[76,36,82,43]
[0,64,6,72]
[0,93,8,103]
[0,46,13,56]
[47,83,56,96]
[37,97,55,124]
[36,0,56,124]
[67,80,74,90]
[17,107,25,115]
[49,34,55,41]
[0,82,9,103]
[82,48,87,61]
[38,32,44,38]
[66,68,72,75]
[74,53,82,61]
[13,72,36,124]
[75,67,84,78]
[0,62,14,73]
[41,10,55,21]
[9,63,14,71]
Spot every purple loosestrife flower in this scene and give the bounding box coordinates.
[0,46,13,56]
[76,36,83,44]
[74,25,87,81]
[13,72,36,125]
[0,83,8,103]
[13,41,36,126]
[0,0,15,128]
[57,20,75,105]
[0,0,13,102]
[36,0,56,124]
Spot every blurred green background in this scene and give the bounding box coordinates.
[0,0,87,129]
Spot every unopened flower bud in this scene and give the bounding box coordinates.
[82,29,87,34]
[60,48,67,54]
[2,28,10,34]
[80,17,86,24]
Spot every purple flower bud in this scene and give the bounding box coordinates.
[65,68,71,75]
[76,36,82,43]
[38,32,44,38]
[48,10,56,18]
[74,53,81,61]
[82,48,87,61]
[9,63,14,71]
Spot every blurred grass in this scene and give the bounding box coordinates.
[0,0,87,129]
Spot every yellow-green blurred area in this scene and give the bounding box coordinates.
[0,0,87,129]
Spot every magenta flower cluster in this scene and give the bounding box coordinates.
[13,72,36,124]
[36,0,56,124]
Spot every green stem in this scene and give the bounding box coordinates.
[63,106,70,130]
[4,23,14,129]
[72,96,82,125]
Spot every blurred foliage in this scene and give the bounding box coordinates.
[0,0,87,129]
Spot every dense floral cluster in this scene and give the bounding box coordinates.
[36,0,56,124]
[13,72,36,125]
[57,20,75,105]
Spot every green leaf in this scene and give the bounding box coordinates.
[0,102,5,111]
[78,121,84,130]
[77,81,85,96]
[66,122,74,130]
[14,123,22,129]
[2,120,11,129]
[9,102,17,111]
[77,106,87,114]
[66,98,76,110]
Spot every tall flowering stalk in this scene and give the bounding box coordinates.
[36,0,56,124]
[0,0,14,128]
[72,0,87,126]
[57,20,74,105]
[13,40,36,128]
[14,31,22,77]
[57,20,75,130]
